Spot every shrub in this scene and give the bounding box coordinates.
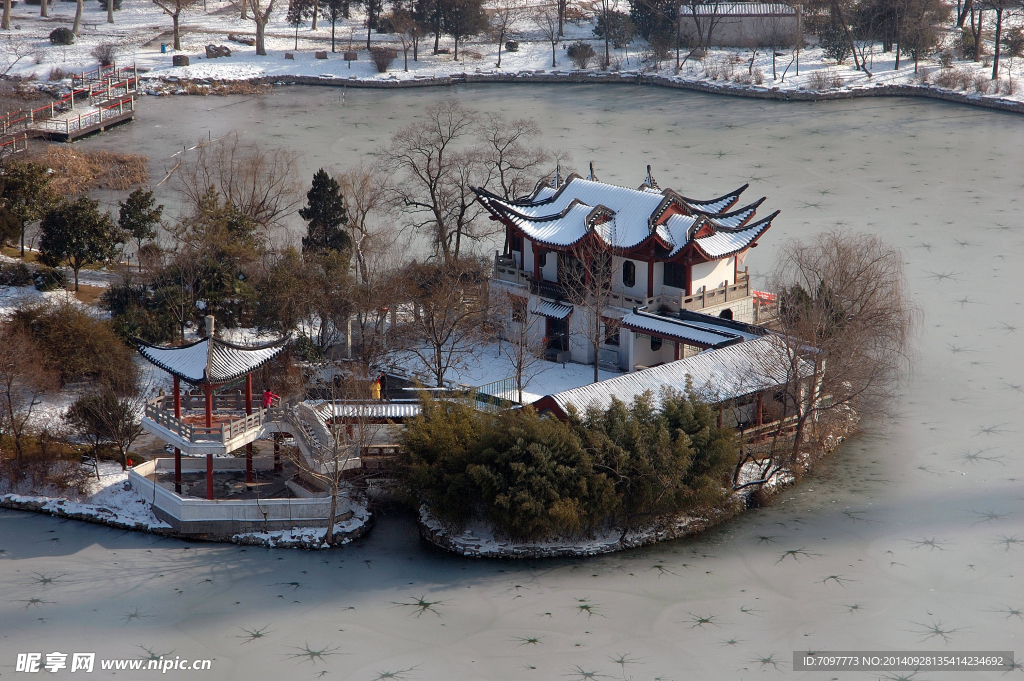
[49,28,75,45]
[938,50,954,68]
[973,74,990,93]
[818,23,850,63]
[11,301,139,392]
[102,281,178,344]
[807,67,843,90]
[752,67,764,85]
[1000,77,1017,95]
[91,42,117,67]
[567,40,596,69]
[0,261,34,287]
[369,48,396,73]
[48,66,72,81]
[32,266,66,292]
[401,389,738,541]
[505,40,519,52]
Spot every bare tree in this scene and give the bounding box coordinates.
[490,288,546,402]
[248,0,276,55]
[0,324,57,469]
[0,36,35,76]
[336,163,391,284]
[390,8,419,70]
[384,100,495,263]
[153,0,200,50]
[533,3,561,67]
[734,230,919,490]
[284,369,371,547]
[176,133,301,231]
[396,259,487,387]
[72,0,84,34]
[488,0,524,67]
[477,113,549,200]
[558,237,620,383]
[984,0,1024,78]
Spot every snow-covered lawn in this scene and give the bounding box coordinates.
[1,0,1022,104]
[391,341,622,401]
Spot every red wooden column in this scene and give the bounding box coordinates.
[245,373,253,483]
[647,259,655,299]
[204,383,213,500]
[173,376,181,492]
[674,341,680,361]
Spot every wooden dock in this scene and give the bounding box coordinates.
[0,63,139,154]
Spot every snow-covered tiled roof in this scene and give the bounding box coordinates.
[474,175,774,258]
[679,3,797,16]
[138,336,287,385]
[692,214,776,259]
[534,300,574,319]
[540,335,808,414]
[620,311,745,347]
[311,401,422,421]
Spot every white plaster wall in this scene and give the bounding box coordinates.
[630,333,678,369]
[612,256,648,298]
[541,251,557,281]
[691,257,734,292]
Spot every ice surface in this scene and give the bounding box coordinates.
[1,87,1022,680]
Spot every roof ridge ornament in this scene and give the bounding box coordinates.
[645,165,659,190]
[552,162,561,189]
[587,161,597,182]
[204,315,215,383]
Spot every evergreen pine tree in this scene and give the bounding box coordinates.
[300,169,350,254]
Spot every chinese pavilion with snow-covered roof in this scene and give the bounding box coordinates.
[136,316,287,500]
[474,166,779,372]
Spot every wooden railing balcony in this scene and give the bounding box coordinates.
[143,395,283,445]
[680,274,750,311]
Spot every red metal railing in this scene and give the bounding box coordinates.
[36,96,135,136]
[0,65,137,136]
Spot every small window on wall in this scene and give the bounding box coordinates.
[650,336,662,352]
[622,260,636,287]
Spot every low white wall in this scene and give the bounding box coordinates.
[128,459,351,534]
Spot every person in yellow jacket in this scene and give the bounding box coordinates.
[370,378,381,400]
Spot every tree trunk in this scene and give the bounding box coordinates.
[331,18,336,51]
[241,0,248,20]
[551,40,556,67]
[173,13,181,50]
[107,0,114,24]
[956,0,971,27]
[366,16,371,50]
[256,18,267,55]
[73,267,80,292]
[20,225,25,257]
[557,0,563,36]
[404,46,408,70]
[311,0,318,29]
[3,0,11,31]
[497,32,503,67]
[324,482,338,546]
[40,0,48,19]
[992,7,1003,80]
[73,0,84,35]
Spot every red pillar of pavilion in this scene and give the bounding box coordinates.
[245,373,253,483]
[204,383,213,500]
[173,376,182,493]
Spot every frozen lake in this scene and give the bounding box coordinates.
[2,86,1023,679]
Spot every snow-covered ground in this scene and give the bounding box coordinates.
[2,0,1023,105]
[392,342,622,401]
[1,460,171,528]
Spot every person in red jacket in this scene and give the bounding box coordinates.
[262,389,280,408]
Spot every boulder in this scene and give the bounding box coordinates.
[315,51,328,59]
[172,55,190,67]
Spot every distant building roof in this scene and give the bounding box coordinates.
[474,174,777,259]
[137,336,287,385]
[534,335,808,417]
[679,3,798,17]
